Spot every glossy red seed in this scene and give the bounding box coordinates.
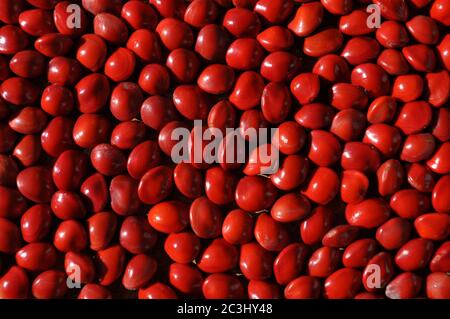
[254,0,294,23]
[288,2,323,37]
[169,263,203,295]
[81,0,122,15]
[377,49,410,75]
[165,232,201,264]
[403,44,436,72]
[122,254,157,291]
[76,34,107,72]
[432,175,450,213]
[400,133,436,163]
[341,37,380,65]
[13,135,41,167]
[284,276,321,299]
[127,29,162,63]
[331,83,368,110]
[0,25,29,55]
[48,57,82,86]
[0,0,24,24]
[341,142,381,172]
[76,73,110,113]
[10,50,45,78]
[189,197,222,239]
[222,209,254,245]
[197,64,235,94]
[426,272,450,299]
[16,243,57,271]
[198,238,238,273]
[80,173,108,212]
[395,238,434,271]
[351,63,390,98]
[156,18,194,51]
[304,29,343,57]
[87,212,117,251]
[362,252,395,291]
[138,166,173,205]
[290,73,321,105]
[272,121,306,155]
[240,242,274,281]
[324,268,362,299]
[1,77,40,106]
[94,13,128,45]
[426,71,450,108]
[229,71,265,110]
[340,170,369,204]
[414,213,450,241]
[295,103,335,130]
[339,10,372,36]
[0,266,29,299]
[90,144,126,176]
[302,167,339,205]
[121,1,157,30]
[257,26,293,52]
[261,82,291,124]
[376,217,412,250]
[274,243,308,286]
[110,175,141,216]
[271,193,311,223]
[78,284,112,299]
[35,33,73,58]
[430,242,450,273]
[385,272,422,299]
[148,200,189,234]
[248,280,281,299]
[111,121,146,150]
[120,215,156,254]
[377,159,405,196]
[427,142,450,174]
[301,207,334,246]
[173,85,210,120]
[17,166,55,203]
[195,24,229,62]
[54,1,88,36]
[407,163,436,193]
[51,191,86,220]
[261,51,301,82]
[390,189,430,219]
[343,239,377,268]
[96,245,126,286]
[20,204,52,243]
[26,3,57,28]
[254,213,289,252]
[363,124,402,157]
[235,176,278,212]
[202,274,245,299]
[32,270,67,299]
[308,246,341,278]
[322,225,359,248]
[223,8,260,38]
[308,130,341,167]
[65,252,95,284]
[226,38,264,71]
[105,48,136,82]
[54,220,87,252]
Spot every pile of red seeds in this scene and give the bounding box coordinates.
[0,0,449,300]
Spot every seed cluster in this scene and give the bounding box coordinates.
[0,0,449,299]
